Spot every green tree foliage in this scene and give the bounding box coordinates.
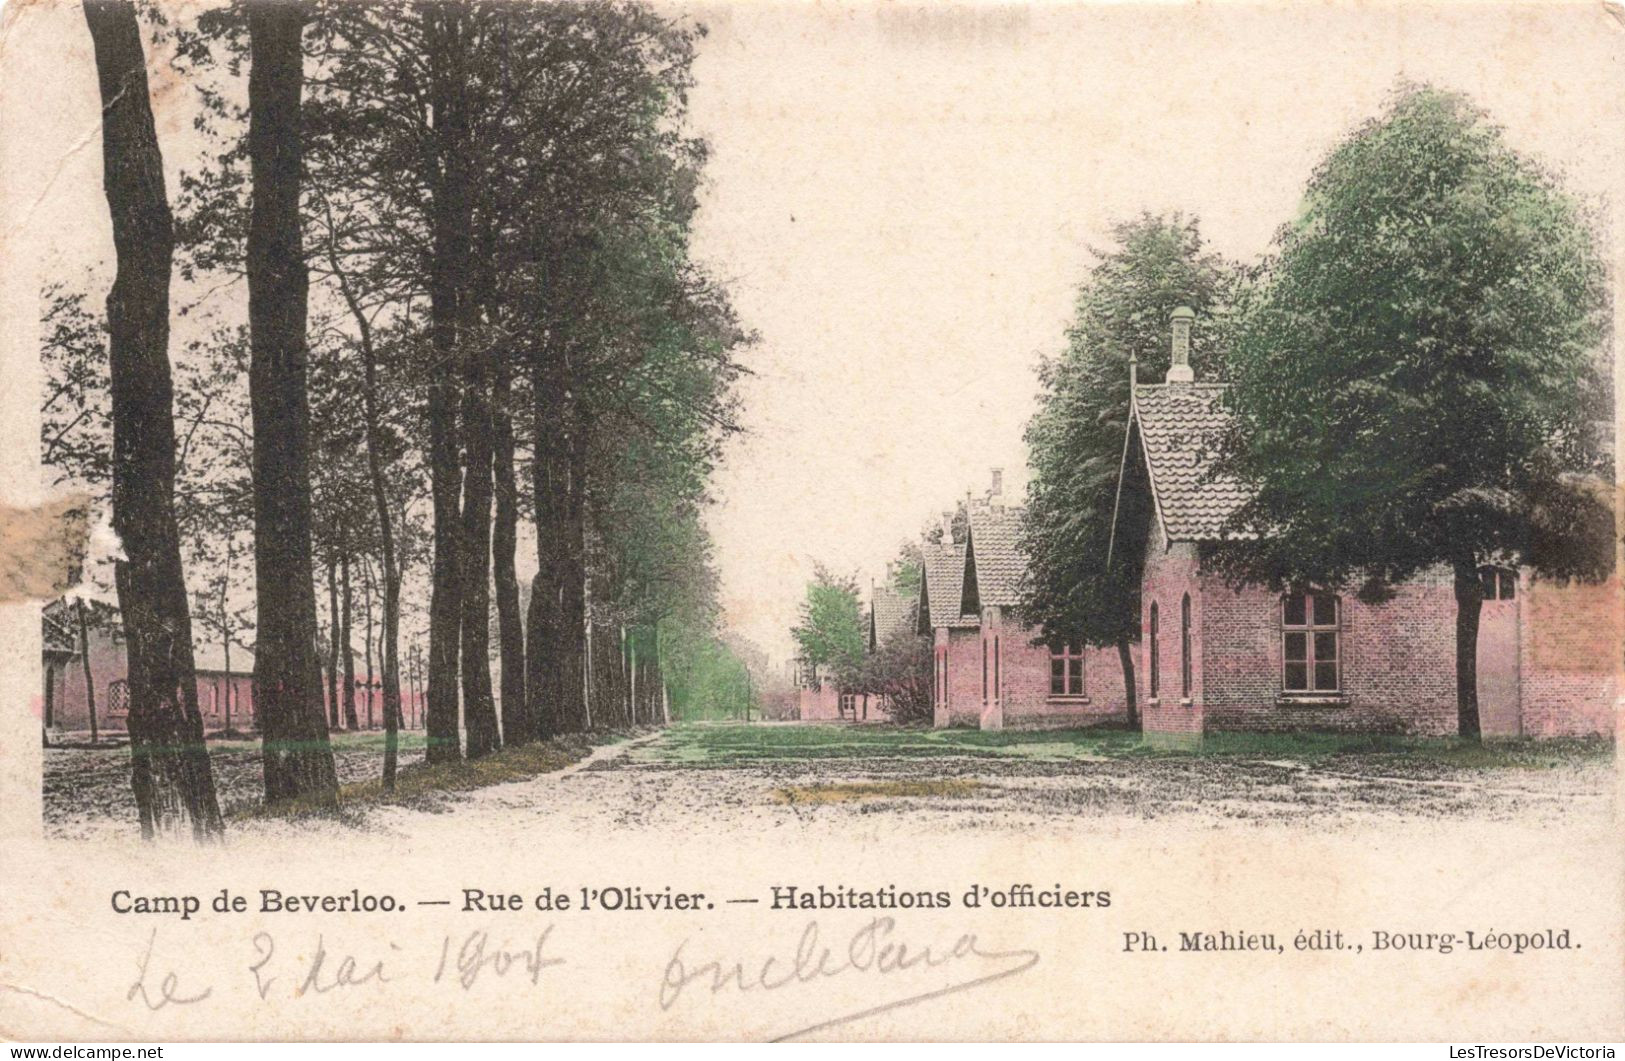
[1020,213,1238,723]
[665,635,753,721]
[889,541,923,597]
[791,565,865,688]
[173,1,746,752]
[1212,85,1613,739]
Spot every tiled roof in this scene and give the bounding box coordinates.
[40,597,119,657]
[870,584,918,647]
[40,604,76,656]
[965,504,1026,607]
[920,542,975,629]
[1132,382,1248,542]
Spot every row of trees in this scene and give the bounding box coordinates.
[55,0,750,837]
[1021,85,1613,738]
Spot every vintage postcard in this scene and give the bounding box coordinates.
[0,0,1621,1044]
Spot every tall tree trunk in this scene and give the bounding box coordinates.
[594,623,626,728]
[492,354,529,745]
[558,390,589,732]
[363,558,375,730]
[527,340,565,740]
[328,249,405,786]
[245,0,337,806]
[325,551,340,729]
[219,584,231,734]
[619,626,631,728]
[422,4,475,764]
[632,630,651,726]
[220,542,233,733]
[653,624,668,725]
[1453,561,1484,741]
[83,0,223,839]
[459,365,500,758]
[1116,636,1138,728]
[340,544,358,729]
[44,661,55,734]
[76,599,99,745]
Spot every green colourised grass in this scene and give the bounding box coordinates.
[641,721,1613,771]
[231,729,637,822]
[771,779,988,804]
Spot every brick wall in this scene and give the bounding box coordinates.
[48,623,131,733]
[1137,526,1467,738]
[196,674,256,730]
[1000,623,1128,730]
[798,683,843,721]
[1196,569,1458,736]
[940,627,983,727]
[1149,554,1616,739]
[1520,573,1620,737]
[1139,533,1203,742]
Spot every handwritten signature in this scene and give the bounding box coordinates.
[433,927,564,990]
[127,928,211,1010]
[659,916,1040,1040]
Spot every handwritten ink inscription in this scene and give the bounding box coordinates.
[660,916,1041,1040]
[124,915,1039,1038]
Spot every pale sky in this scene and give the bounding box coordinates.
[684,1,1625,661]
[5,1,1622,665]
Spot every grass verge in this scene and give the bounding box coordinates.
[643,721,1613,770]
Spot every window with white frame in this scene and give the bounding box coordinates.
[1050,643,1085,697]
[1282,592,1340,693]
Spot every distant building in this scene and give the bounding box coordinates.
[40,597,421,739]
[920,472,1127,730]
[793,655,847,721]
[868,578,917,651]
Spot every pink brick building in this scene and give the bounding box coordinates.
[41,597,425,739]
[1110,313,1619,745]
[920,475,1128,730]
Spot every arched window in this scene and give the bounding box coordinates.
[934,649,944,709]
[1180,593,1193,699]
[1148,602,1160,699]
[1282,592,1340,693]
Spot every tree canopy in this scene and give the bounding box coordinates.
[1212,84,1613,736]
[791,564,865,688]
[1020,213,1238,719]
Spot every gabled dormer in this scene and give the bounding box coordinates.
[960,529,982,618]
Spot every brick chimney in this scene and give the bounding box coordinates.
[940,510,955,542]
[989,467,1003,498]
[1167,305,1195,385]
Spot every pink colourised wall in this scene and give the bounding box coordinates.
[1136,513,1620,741]
[44,619,428,737]
[1518,574,1619,737]
[938,627,984,727]
[798,683,844,721]
[933,615,1127,731]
